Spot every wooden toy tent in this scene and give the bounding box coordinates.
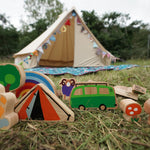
[15,84,74,121]
[13,7,115,69]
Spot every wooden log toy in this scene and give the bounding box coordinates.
[114,86,138,100]
[120,99,142,122]
[15,71,57,99]
[15,83,74,122]
[114,85,146,100]
[0,63,25,92]
[0,84,19,130]
[70,82,117,110]
[132,85,146,94]
[144,98,150,125]
[60,78,76,100]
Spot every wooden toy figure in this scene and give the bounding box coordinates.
[120,99,142,123]
[60,78,75,100]
[0,84,19,130]
[144,98,150,125]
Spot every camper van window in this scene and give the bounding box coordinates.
[74,88,83,95]
[85,87,97,95]
[99,88,109,94]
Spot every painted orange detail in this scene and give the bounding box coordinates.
[126,104,142,116]
[0,106,4,118]
[0,96,6,104]
[39,87,60,120]
[18,87,38,119]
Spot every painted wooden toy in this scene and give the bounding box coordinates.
[15,71,57,99]
[60,78,76,100]
[0,84,19,130]
[0,63,25,92]
[144,98,150,125]
[114,85,146,100]
[15,83,74,122]
[70,82,117,110]
[120,99,142,122]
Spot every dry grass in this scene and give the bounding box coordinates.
[0,59,150,150]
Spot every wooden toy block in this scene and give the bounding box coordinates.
[15,83,74,122]
[132,85,146,94]
[120,99,142,122]
[114,86,138,100]
[144,98,150,125]
[60,78,76,100]
[15,71,57,99]
[0,84,5,93]
[0,63,25,92]
[0,90,19,130]
[70,83,117,110]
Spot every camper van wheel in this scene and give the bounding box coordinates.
[78,105,85,110]
[99,104,106,111]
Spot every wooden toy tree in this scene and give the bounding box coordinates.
[0,64,25,92]
[144,98,150,125]
[120,99,142,122]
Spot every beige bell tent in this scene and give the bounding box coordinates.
[13,7,115,69]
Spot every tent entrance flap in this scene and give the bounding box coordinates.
[39,17,75,67]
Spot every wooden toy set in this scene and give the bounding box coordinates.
[0,64,149,130]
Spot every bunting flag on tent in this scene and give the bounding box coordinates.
[93,42,98,48]
[65,19,71,26]
[50,35,56,41]
[72,11,76,17]
[15,84,74,121]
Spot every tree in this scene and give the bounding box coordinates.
[0,14,19,55]
[24,0,64,26]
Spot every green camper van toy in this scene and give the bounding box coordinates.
[70,82,117,110]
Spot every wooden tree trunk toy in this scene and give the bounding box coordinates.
[0,85,19,130]
[15,71,57,99]
[15,83,74,122]
[144,98,150,125]
[132,85,146,94]
[120,99,142,123]
[60,78,76,100]
[0,63,25,92]
[114,85,146,100]
[114,86,138,100]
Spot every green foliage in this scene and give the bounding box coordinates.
[24,0,63,26]
[0,14,19,56]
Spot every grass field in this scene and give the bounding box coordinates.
[0,59,150,150]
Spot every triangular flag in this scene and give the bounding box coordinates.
[81,26,85,32]
[50,35,56,41]
[37,46,44,54]
[42,43,48,50]
[65,19,71,26]
[46,39,51,45]
[93,42,98,48]
[72,11,76,17]
[77,17,81,25]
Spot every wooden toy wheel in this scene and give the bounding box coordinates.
[78,105,85,110]
[99,104,106,111]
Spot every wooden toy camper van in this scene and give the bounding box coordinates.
[120,99,142,123]
[0,84,19,130]
[114,85,146,100]
[144,98,150,125]
[70,81,117,110]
